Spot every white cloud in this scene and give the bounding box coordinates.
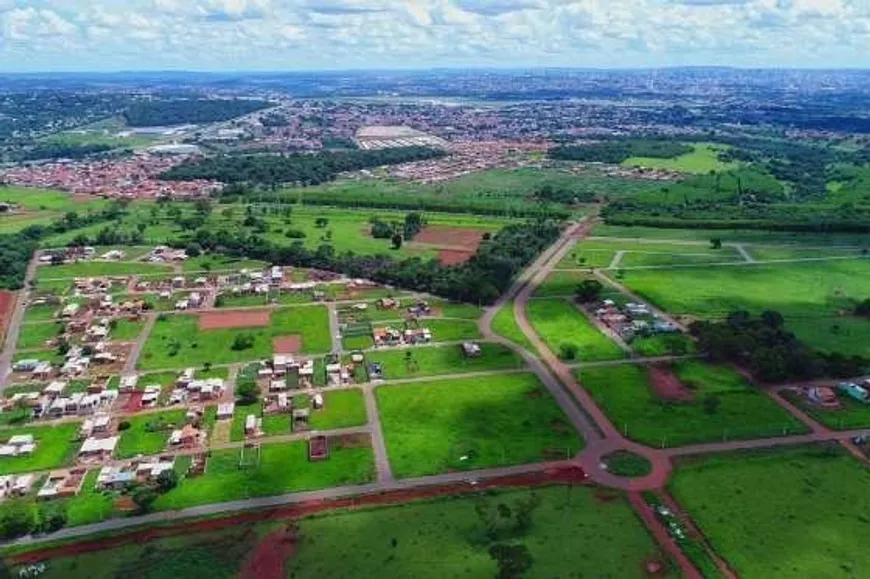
[0,0,867,70]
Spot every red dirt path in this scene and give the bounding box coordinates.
[240,528,299,579]
[10,465,588,567]
[0,290,15,343]
[273,335,302,354]
[648,365,694,402]
[438,249,475,266]
[199,309,271,330]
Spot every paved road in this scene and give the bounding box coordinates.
[122,312,157,375]
[326,303,341,354]
[361,384,394,483]
[0,253,39,392]
[734,243,755,263]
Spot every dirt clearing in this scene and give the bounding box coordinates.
[415,226,486,250]
[199,309,271,330]
[241,527,299,579]
[273,335,302,354]
[438,249,475,266]
[0,290,15,343]
[648,365,695,402]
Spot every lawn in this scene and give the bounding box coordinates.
[22,303,57,323]
[0,423,80,475]
[590,224,870,248]
[111,318,145,341]
[631,334,696,357]
[577,362,808,447]
[614,259,870,356]
[747,246,865,261]
[491,300,537,353]
[18,525,263,579]
[559,238,740,270]
[671,445,870,579]
[62,470,115,527]
[618,250,742,268]
[153,439,375,510]
[116,410,186,459]
[533,270,594,297]
[181,254,267,272]
[375,373,581,478]
[424,319,482,342]
[16,322,61,350]
[622,143,738,174]
[34,260,172,280]
[290,485,674,579]
[526,298,625,362]
[138,306,331,370]
[368,343,523,380]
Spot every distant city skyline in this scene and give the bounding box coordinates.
[0,0,868,72]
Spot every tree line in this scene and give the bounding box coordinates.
[122,98,272,127]
[549,140,692,164]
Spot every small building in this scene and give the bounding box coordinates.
[807,386,840,409]
[0,434,37,458]
[43,380,68,397]
[38,469,86,499]
[0,474,35,499]
[120,375,139,392]
[79,436,119,459]
[839,382,870,403]
[308,435,328,461]
[217,402,235,419]
[270,379,288,392]
[96,466,136,490]
[462,342,482,358]
[12,359,39,372]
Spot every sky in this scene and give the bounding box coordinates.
[0,0,868,72]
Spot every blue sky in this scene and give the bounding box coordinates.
[0,0,867,71]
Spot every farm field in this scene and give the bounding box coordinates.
[0,186,106,213]
[0,423,80,475]
[622,143,738,174]
[116,410,187,459]
[153,438,375,510]
[138,306,331,369]
[366,342,524,380]
[289,485,674,579]
[375,373,581,478]
[15,525,264,579]
[613,259,870,356]
[670,446,870,579]
[526,298,625,362]
[578,362,808,447]
[491,300,537,353]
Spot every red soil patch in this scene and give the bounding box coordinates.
[0,290,15,343]
[10,464,587,566]
[648,365,695,402]
[273,335,302,354]
[124,391,144,413]
[199,309,271,330]
[439,249,475,266]
[416,226,485,250]
[241,527,299,579]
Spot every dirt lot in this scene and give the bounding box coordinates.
[240,527,299,579]
[0,290,16,343]
[648,365,694,402]
[414,226,486,251]
[273,335,302,354]
[438,249,476,266]
[199,310,271,330]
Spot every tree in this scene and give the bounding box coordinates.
[315,217,329,228]
[186,242,202,258]
[38,503,67,533]
[231,333,254,351]
[0,500,35,540]
[761,310,785,328]
[856,298,870,318]
[237,379,259,405]
[488,544,534,579]
[702,395,721,415]
[559,343,579,361]
[156,469,179,493]
[391,233,403,250]
[574,279,603,303]
[132,486,158,513]
[710,237,723,249]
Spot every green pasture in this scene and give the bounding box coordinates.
[623,143,738,174]
[527,298,625,362]
[367,343,524,380]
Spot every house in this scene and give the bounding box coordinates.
[188,292,203,308]
[84,325,109,342]
[462,342,482,358]
[176,368,195,387]
[134,458,175,481]
[217,402,235,419]
[96,466,136,490]
[43,380,67,398]
[0,474,35,500]
[313,394,324,410]
[807,386,840,409]
[38,469,86,498]
[270,379,288,392]
[404,328,432,344]
[245,414,262,437]
[142,385,161,407]
[0,434,37,457]
[168,424,200,446]
[293,408,310,431]
[79,436,119,459]
[61,303,80,318]
[270,266,283,285]
[373,327,402,346]
[197,378,224,400]
[12,359,39,373]
[273,355,290,375]
[120,375,139,392]
[839,382,869,403]
[308,435,328,461]
[32,362,54,380]
[101,250,125,261]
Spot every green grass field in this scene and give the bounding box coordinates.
[154,439,375,510]
[375,373,581,478]
[0,423,80,475]
[578,362,808,447]
[181,254,267,272]
[526,298,625,362]
[623,143,738,174]
[671,446,870,579]
[231,390,367,441]
[116,410,186,459]
[22,303,57,323]
[590,224,870,248]
[491,300,538,354]
[139,306,331,369]
[290,485,674,579]
[34,260,172,281]
[533,270,594,297]
[111,318,145,341]
[747,246,866,261]
[16,322,61,350]
[367,343,524,380]
[558,238,742,270]
[781,389,870,431]
[614,259,870,356]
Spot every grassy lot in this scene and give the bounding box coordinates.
[747,246,866,261]
[557,248,618,269]
[491,300,537,353]
[631,334,696,357]
[22,303,57,323]
[116,410,186,459]
[154,439,375,510]
[139,306,331,370]
[17,525,263,579]
[671,445,870,579]
[16,322,61,350]
[618,250,742,267]
[424,319,482,342]
[181,254,267,272]
[527,298,625,362]
[578,362,808,447]
[34,260,172,280]
[559,238,741,270]
[602,451,653,477]
[290,485,674,579]
[0,186,105,212]
[591,224,870,248]
[368,343,524,380]
[111,318,145,341]
[375,373,581,478]
[0,423,80,475]
[533,270,594,297]
[231,390,367,441]
[623,143,738,174]
[781,389,870,430]
[614,259,870,356]
[62,470,115,527]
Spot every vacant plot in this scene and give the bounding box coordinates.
[578,362,808,447]
[631,333,696,357]
[424,319,482,342]
[154,438,375,510]
[199,309,271,330]
[231,390,367,441]
[368,343,523,380]
[438,249,475,265]
[35,260,171,281]
[747,246,865,261]
[649,365,694,401]
[559,238,741,270]
[111,318,145,341]
[590,224,870,248]
[491,300,537,354]
[181,254,267,273]
[618,250,742,268]
[16,321,61,350]
[273,334,302,354]
[623,143,738,174]
[376,373,581,478]
[0,290,14,341]
[533,270,594,297]
[21,302,56,323]
[614,259,870,356]
[139,306,330,369]
[414,225,486,250]
[18,525,262,579]
[290,485,672,579]
[671,446,870,578]
[116,410,186,459]
[527,298,625,362]
[0,423,80,475]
